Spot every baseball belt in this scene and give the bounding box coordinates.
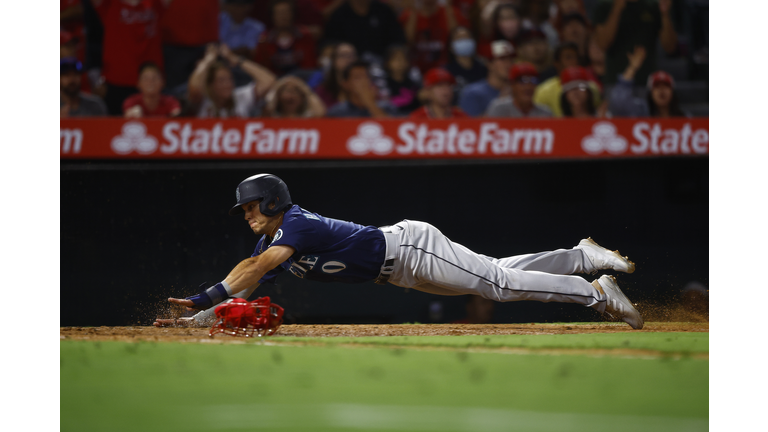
[375,225,401,285]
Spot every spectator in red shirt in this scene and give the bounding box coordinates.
[92,0,172,115]
[255,0,318,77]
[61,0,86,62]
[160,0,219,97]
[409,68,467,119]
[123,62,181,118]
[314,42,358,109]
[399,0,469,73]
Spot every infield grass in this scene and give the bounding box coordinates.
[60,331,708,432]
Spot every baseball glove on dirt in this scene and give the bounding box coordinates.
[209,297,285,338]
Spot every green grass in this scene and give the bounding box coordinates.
[61,333,708,432]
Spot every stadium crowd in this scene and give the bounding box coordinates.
[60,0,709,119]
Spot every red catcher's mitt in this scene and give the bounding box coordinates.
[209,297,284,338]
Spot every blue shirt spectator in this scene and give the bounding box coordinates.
[219,0,265,57]
[458,80,500,117]
[457,40,514,117]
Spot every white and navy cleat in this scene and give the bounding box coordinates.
[593,275,644,329]
[576,237,636,274]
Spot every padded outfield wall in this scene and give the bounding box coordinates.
[60,118,708,326]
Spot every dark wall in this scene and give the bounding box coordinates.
[61,157,708,326]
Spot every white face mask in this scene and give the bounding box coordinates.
[452,39,476,57]
[319,57,332,73]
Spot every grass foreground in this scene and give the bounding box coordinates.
[61,330,708,432]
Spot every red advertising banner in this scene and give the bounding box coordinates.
[60,118,709,160]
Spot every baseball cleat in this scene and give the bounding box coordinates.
[576,237,636,273]
[593,275,644,329]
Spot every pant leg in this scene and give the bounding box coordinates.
[387,220,606,311]
[483,249,596,275]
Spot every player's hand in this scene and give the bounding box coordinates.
[167,297,196,310]
[153,317,195,327]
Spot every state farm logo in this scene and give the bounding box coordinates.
[111,122,158,154]
[346,122,394,155]
[581,122,628,155]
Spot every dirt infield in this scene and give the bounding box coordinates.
[60,322,708,343]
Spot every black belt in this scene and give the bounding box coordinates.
[374,258,395,285]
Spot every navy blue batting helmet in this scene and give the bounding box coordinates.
[229,174,292,216]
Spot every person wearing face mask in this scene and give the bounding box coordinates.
[444,26,488,95]
[607,46,687,118]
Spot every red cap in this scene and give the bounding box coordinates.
[647,71,675,89]
[423,68,456,87]
[509,62,539,81]
[560,66,590,92]
[61,30,74,45]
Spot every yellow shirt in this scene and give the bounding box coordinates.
[533,77,602,117]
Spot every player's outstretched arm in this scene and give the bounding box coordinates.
[154,246,295,326]
[153,283,260,327]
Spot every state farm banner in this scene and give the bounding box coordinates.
[60,118,709,160]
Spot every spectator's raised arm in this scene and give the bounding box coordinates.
[219,44,276,99]
[592,0,625,51]
[658,0,678,54]
[187,44,220,107]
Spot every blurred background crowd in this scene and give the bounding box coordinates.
[60,0,709,120]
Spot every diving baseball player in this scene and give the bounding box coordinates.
[154,174,643,329]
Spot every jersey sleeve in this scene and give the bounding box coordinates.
[251,236,286,284]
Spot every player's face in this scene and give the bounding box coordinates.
[243,200,273,235]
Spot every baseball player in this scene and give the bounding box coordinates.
[154,174,643,329]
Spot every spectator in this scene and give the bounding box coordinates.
[160,0,219,97]
[60,57,107,117]
[478,3,523,60]
[60,30,78,60]
[384,46,422,115]
[61,1,85,62]
[251,0,325,39]
[399,0,469,73]
[608,47,687,117]
[219,0,265,60]
[592,0,677,86]
[533,42,601,117]
[516,28,556,81]
[486,62,552,117]
[255,0,318,77]
[521,0,559,48]
[122,62,181,118]
[314,42,358,109]
[443,26,488,95]
[458,40,515,117]
[559,66,596,117]
[409,68,467,119]
[323,0,407,63]
[587,38,606,84]
[263,76,326,117]
[326,61,399,117]
[91,0,171,115]
[551,0,589,32]
[558,12,590,63]
[187,44,277,118]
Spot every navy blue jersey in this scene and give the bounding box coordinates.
[251,205,386,284]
